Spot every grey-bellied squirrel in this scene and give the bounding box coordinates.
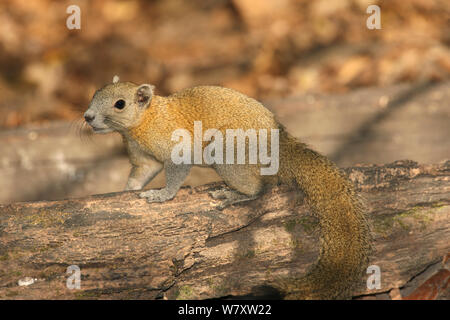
[84,76,371,299]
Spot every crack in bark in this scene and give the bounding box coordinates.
[399,259,443,290]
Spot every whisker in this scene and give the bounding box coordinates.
[69,118,81,135]
[74,118,94,144]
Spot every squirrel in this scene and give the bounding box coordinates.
[84,75,372,299]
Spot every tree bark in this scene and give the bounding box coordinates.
[0,160,449,300]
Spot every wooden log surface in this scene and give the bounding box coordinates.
[0,160,449,299]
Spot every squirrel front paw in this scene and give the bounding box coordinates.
[139,189,172,203]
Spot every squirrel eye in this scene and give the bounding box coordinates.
[114,99,126,109]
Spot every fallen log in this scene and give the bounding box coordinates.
[0,160,449,299]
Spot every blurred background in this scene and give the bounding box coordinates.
[0,0,449,203]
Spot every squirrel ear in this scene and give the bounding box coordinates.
[136,84,154,107]
[112,75,120,84]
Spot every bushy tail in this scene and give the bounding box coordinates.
[276,128,372,299]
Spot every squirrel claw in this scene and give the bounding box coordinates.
[209,189,257,210]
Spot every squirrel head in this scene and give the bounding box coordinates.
[84,75,155,134]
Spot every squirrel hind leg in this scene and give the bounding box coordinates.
[210,164,263,209]
[213,164,263,197]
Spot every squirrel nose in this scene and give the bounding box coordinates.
[84,113,95,123]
